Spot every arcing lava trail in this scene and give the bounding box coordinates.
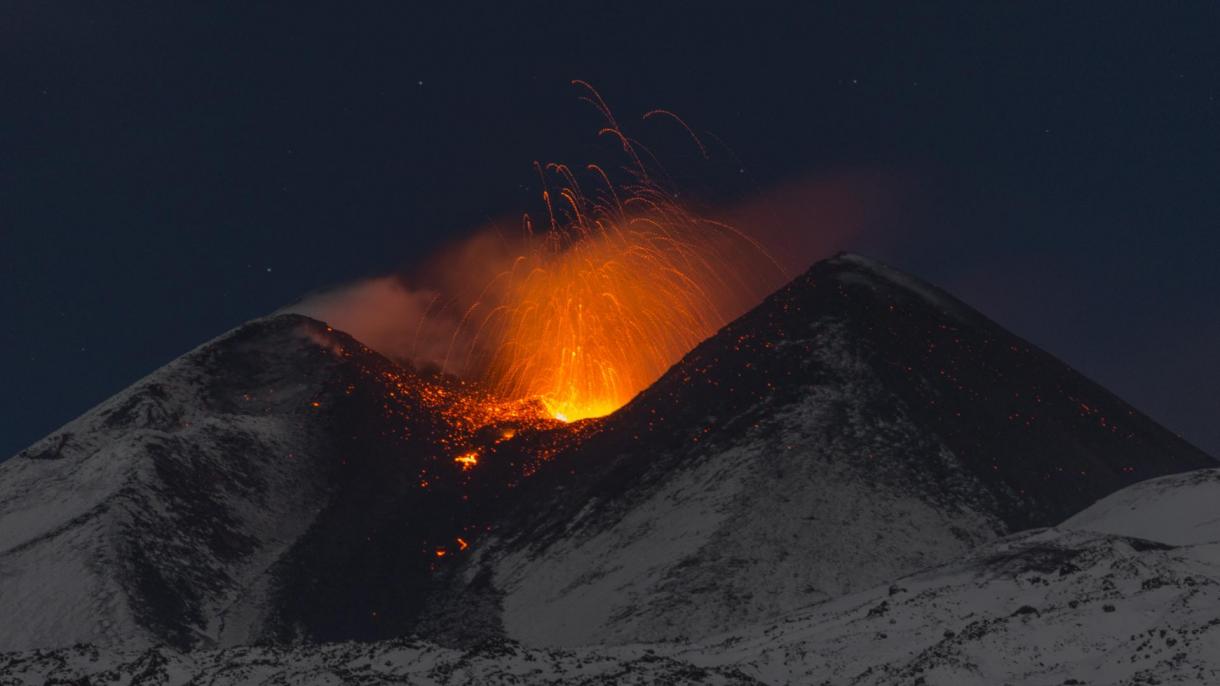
[423,83,785,423]
[0,253,1212,659]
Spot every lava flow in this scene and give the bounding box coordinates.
[447,82,783,423]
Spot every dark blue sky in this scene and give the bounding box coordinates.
[3,3,1218,458]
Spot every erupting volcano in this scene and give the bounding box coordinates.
[7,2,1218,680]
[441,83,783,422]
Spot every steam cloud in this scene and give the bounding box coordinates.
[287,169,913,381]
[287,223,528,377]
[288,277,460,374]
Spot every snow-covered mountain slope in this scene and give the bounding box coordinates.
[0,315,485,651]
[4,467,1219,685]
[682,523,1220,685]
[0,639,762,685]
[443,253,1214,648]
[676,470,1220,685]
[1064,468,1220,546]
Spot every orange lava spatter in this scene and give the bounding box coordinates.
[449,81,782,423]
[303,87,783,561]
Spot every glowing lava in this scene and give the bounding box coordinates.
[453,452,479,470]
[478,216,761,422]
[450,82,782,423]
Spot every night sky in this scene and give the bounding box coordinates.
[3,3,1218,459]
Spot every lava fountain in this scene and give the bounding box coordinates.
[446,83,784,422]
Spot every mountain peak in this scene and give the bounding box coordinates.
[814,252,979,323]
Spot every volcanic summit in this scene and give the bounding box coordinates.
[0,254,1216,684]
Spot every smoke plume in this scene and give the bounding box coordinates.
[288,168,913,389]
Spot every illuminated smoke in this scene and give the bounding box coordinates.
[289,276,459,374]
[437,83,783,421]
[291,84,912,422]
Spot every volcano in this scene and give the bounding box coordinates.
[1,254,1215,683]
[434,252,1215,647]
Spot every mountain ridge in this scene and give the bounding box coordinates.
[0,253,1212,658]
[6,467,1219,684]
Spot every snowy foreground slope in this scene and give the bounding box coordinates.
[679,468,1220,685]
[4,469,1219,685]
[0,639,763,686]
[0,316,354,651]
